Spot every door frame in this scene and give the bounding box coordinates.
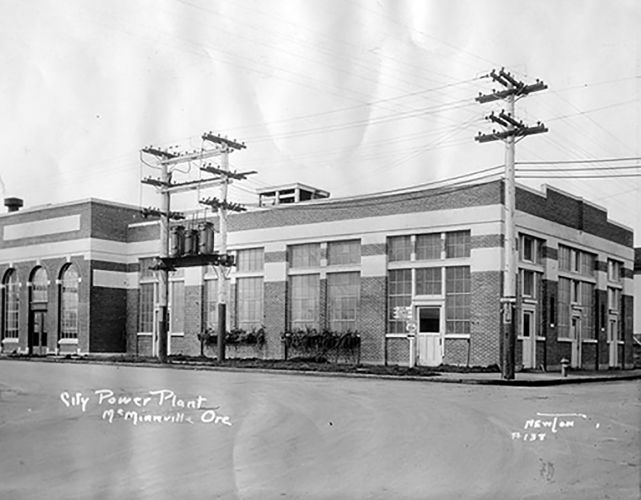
[570,312,582,368]
[29,308,48,355]
[607,315,619,368]
[520,307,537,369]
[414,302,444,367]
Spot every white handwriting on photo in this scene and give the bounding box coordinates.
[510,413,599,442]
[59,389,232,426]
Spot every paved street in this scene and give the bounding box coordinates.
[0,360,639,499]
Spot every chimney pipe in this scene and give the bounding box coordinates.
[4,198,23,213]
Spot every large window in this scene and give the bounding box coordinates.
[445,266,470,334]
[521,269,536,298]
[557,278,571,338]
[203,277,218,330]
[580,282,595,339]
[2,270,19,339]
[138,283,155,333]
[169,280,184,333]
[328,240,360,266]
[289,274,319,331]
[236,277,263,330]
[416,234,441,260]
[59,265,79,339]
[607,259,622,283]
[237,248,264,273]
[520,234,544,264]
[445,231,470,259]
[387,236,411,262]
[388,269,411,333]
[559,245,595,277]
[30,267,48,304]
[327,272,360,332]
[288,243,320,269]
[415,267,442,295]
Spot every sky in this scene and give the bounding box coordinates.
[1,0,640,244]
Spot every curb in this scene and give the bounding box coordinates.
[2,356,640,386]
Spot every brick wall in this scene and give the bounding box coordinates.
[264,281,287,359]
[89,287,127,352]
[357,276,386,363]
[386,337,410,365]
[443,338,470,365]
[470,271,501,366]
[125,289,139,354]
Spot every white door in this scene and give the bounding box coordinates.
[608,318,619,367]
[570,315,582,368]
[521,310,536,369]
[417,306,442,367]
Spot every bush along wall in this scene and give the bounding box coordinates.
[280,328,361,364]
[198,326,267,359]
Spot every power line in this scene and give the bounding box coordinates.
[516,156,641,165]
[516,173,641,179]
[517,165,641,172]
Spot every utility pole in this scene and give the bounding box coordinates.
[140,144,229,363]
[200,132,248,361]
[475,68,548,380]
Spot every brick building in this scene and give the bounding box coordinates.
[0,180,635,370]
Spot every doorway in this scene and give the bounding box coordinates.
[416,306,442,367]
[608,317,619,367]
[570,314,582,368]
[521,309,536,369]
[29,310,48,355]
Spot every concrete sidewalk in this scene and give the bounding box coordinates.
[2,355,640,386]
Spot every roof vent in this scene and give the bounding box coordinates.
[256,183,329,207]
[4,197,23,213]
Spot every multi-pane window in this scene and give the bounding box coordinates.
[2,270,19,339]
[236,277,263,330]
[521,269,536,298]
[520,234,545,264]
[288,243,320,269]
[60,265,79,339]
[415,267,442,295]
[139,258,156,280]
[169,280,184,333]
[289,274,320,331]
[31,267,48,303]
[327,240,360,266]
[203,278,218,330]
[445,266,471,334]
[580,282,595,339]
[608,287,621,311]
[579,252,595,277]
[558,245,595,276]
[416,234,441,260]
[237,248,264,273]
[557,278,571,338]
[327,272,360,332]
[138,283,155,333]
[387,235,411,262]
[445,231,470,259]
[387,269,411,333]
[607,259,622,283]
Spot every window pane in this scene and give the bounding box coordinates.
[445,231,470,259]
[558,245,571,272]
[139,258,156,280]
[522,270,535,298]
[288,244,320,269]
[139,283,155,333]
[387,236,411,262]
[328,240,360,266]
[289,274,319,330]
[580,252,595,277]
[327,272,360,332]
[237,277,263,330]
[416,267,442,295]
[169,281,184,333]
[388,269,411,333]
[31,267,48,303]
[557,278,571,338]
[580,282,594,339]
[445,266,470,333]
[237,248,264,273]
[3,270,19,339]
[203,279,218,330]
[60,266,79,339]
[416,234,441,260]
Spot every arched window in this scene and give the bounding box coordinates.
[59,265,79,339]
[30,267,49,304]
[2,270,19,339]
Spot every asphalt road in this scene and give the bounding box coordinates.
[0,360,639,500]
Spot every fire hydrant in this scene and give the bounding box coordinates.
[560,358,570,377]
